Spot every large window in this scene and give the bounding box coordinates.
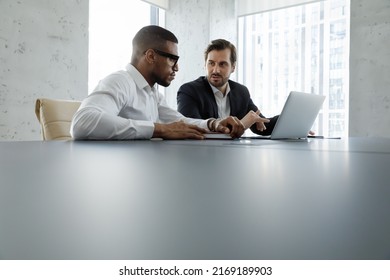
[89,0,165,93]
[238,0,350,137]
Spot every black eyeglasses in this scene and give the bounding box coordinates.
[151,49,179,67]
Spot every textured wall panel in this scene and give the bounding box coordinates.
[349,0,390,137]
[0,0,88,140]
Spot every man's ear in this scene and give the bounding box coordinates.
[231,63,236,73]
[144,49,156,64]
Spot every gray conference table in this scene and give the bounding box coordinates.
[1,137,390,260]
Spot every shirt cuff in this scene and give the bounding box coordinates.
[134,120,155,139]
[202,119,212,131]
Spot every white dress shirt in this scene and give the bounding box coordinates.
[71,64,209,139]
[209,82,231,119]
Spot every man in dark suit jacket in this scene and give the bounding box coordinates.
[177,39,278,136]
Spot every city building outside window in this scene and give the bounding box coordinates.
[238,0,350,137]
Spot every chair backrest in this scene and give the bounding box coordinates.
[35,98,81,140]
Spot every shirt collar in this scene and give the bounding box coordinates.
[126,63,157,94]
[208,80,231,97]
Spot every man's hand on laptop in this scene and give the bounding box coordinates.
[240,110,270,131]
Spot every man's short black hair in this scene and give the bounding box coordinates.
[132,25,178,63]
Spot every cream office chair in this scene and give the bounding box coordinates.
[35,98,81,140]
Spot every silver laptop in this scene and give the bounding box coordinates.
[265,91,325,139]
[205,91,325,140]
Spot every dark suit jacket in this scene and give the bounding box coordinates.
[177,76,278,136]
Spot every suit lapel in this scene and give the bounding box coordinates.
[228,81,238,116]
[202,77,219,118]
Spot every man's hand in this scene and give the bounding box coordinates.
[214,116,245,138]
[240,110,270,132]
[153,122,207,140]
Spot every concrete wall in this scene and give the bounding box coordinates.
[349,0,390,137]
[0,0,88,141]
